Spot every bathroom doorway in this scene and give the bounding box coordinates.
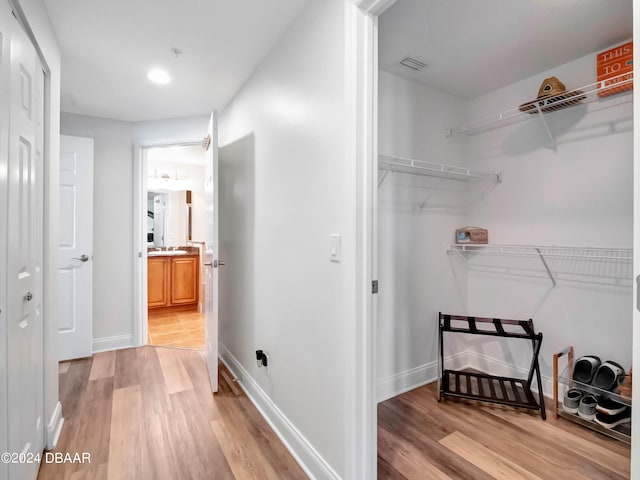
[141,144,208,350]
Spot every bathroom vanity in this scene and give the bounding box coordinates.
[147,247,199,311]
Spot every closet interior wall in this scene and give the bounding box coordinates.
[378,47,633,402]
[377,71,468,401]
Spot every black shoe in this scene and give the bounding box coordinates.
[592,361,625,392]
[573,356,601,384]
[594,407,631,429]
[596,397,627,416]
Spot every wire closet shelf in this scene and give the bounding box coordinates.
[378,154,502,187]
[448,244,632,287]
[452,72,633,136]
[448,244,632,261]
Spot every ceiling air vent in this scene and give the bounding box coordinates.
[400,57,427,71]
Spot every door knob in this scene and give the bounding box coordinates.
[24,292,33,302]
[218,261,225,266]
[73,254,90,262]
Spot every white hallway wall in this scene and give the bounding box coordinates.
[60,113,208,348]
[378,45,633,399]
[218,0,354,478]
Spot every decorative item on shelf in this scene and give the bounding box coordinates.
[518,77,586,114]
[597,41,633,98]
[455,226,488,244]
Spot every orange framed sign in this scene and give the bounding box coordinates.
[597,41,633,97]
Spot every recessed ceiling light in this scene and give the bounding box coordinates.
[147,69,171,85]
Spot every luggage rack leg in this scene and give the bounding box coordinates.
[438,312,444,402]
[533,335,546,419]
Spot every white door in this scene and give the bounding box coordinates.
[6,7,45,479]
[0,3,12,478]
[204,112,219,392]
[58,135,94,361]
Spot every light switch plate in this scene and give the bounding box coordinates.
[329,234,341,263]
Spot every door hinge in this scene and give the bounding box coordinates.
[372,280,379,294]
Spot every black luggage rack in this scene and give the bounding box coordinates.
[438,313,546,420]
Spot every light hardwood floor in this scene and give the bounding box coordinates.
[147,310,205,350]
[40,350,631,480]
[378,383,631,479]
[38,347,306,480]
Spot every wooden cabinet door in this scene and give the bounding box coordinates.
[171,256,199,305]
[148,257,170,307]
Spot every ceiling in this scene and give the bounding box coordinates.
[44,0,309,122]
[379,0,633,99]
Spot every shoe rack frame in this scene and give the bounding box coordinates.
[553,345,631,444]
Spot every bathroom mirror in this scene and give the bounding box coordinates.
[146,144,206,248]
[147,190,193,247]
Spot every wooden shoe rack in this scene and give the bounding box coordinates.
[553,346,631,444]
[438,313,546,419]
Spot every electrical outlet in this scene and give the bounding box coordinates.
[256,349,268,367]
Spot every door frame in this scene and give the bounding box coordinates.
[346,0,396,478]
[8,0,63,450]
[632,5,640,476]
[133,140,203,348]
[354,1,640,479]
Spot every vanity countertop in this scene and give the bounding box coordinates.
[147,246,200,257]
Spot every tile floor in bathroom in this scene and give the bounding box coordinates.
[147,310,206,350]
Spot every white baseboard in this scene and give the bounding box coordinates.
[46,401,64,449]
[92,334,134,353]
[376,350,553,403]
[377,362,438,403]
[220,344,341,480]
[376,351,469,403]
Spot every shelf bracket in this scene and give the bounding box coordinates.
[535,248,557,287]
[378,168,391,188]
[418,177,445,210]
[534,104,557,151]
